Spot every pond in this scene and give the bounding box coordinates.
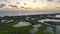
[44,26,60,34]
[56,26,60,34]
[13,21,31,27]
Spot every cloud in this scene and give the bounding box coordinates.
[0,4,5,8]
[58,0,60,3]
[47,0,60,3]
[25,7,31,9]
[24,3,27,5]
[55,7,60,8]
[20,6,25,8]
[47,0,53,2]
[20,6,31,9]
[16,2,20,4]
[33,0,37,3]
[8,5,18,9]
[0,8,60,16]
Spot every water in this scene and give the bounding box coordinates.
[56,26,60,34]
[13,21,31,27]
[29,24,41,34]
[44,26,60,34]
[44,27,53,34]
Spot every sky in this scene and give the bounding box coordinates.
[0,0,60,16]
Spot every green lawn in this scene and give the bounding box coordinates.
[0,18,56,34]
[0,20,32,34]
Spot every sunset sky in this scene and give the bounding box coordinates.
[0,0,60,16]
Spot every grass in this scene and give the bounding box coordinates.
[0,19,32,34]
[0,18,56,34]
[25,18,38,25]
[53,27,56,34]
[35,24,52,34]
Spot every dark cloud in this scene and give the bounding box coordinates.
[16,2,20,4]
[24,3,27,5]
[20,6,31,9]
[0,4,5,8]
[8,5,18,9]
[55,7,60,8]
[47,0,53,2]
[25,7,31,9]
[58,0,60,3]
[5,0,7,1]
[33,0,37,3]
[20,6,25,8]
